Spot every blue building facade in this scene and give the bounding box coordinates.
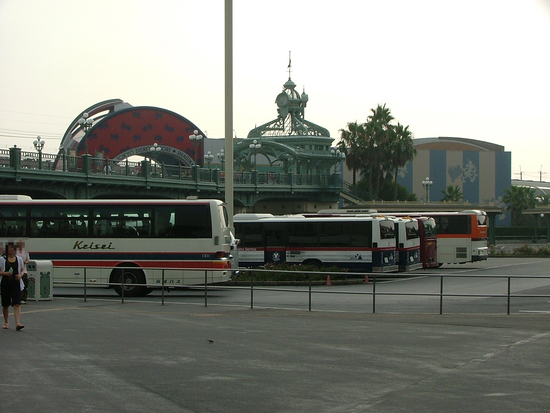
[397,137,511,226]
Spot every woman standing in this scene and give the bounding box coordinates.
[1,242,25,330]
[17,240,30,304]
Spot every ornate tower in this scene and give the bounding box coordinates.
[234,65,341,175]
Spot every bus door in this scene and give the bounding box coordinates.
[264,223,286,265]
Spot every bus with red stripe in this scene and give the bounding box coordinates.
[0,198,233,296]
[234,213,398,273]
[413,216,438,268]
[390,216,422,272]
[313,212,422,272]
[382,210,487,265]
[319,209,486,267]
[424,210,488,265]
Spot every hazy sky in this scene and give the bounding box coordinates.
[1,0,549,181]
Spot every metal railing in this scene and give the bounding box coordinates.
[1,149,342,190]
[50,266,550,315]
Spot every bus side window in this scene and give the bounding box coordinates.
[237,223,263,248]
[350,221,372,247]
[95,213,114,236]
[320,222,349,247]
[265,223,285,247]
[288,223,317,247]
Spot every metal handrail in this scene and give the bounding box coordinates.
[50,265,550,315]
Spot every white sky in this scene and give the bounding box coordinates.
[1,0,549,180]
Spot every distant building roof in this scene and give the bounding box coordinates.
[512,179,550,196]
[413,137,505,152]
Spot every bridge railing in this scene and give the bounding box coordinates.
[0,148,343,190]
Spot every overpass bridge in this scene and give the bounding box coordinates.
[0,146,342,210]
[1,146,504,244]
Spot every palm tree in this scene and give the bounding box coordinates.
[502,185,537,225]
[441,185,463,202]
[363,104,395,197]
[338,122,365,186]
[391,123,415,200]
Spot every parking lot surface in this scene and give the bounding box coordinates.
[2,295,550,413]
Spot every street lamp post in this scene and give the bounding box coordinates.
[205,151,214,169]
[77,112,94,155]
[422,176,433,203]
[150,142,161,176]
[330,148,345,172]
[248,139,261,170]
[217,149,225,171]
[33,135,45,169]
[189,130,203,166]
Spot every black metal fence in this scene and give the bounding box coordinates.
[50,267,550,315]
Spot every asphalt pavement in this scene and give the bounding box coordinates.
[2,295,550,413]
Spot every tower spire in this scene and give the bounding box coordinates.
[287,51,292,79]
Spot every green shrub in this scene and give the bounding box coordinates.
[489,244,550,256]
[234,263,348,282]
[513,244,550,256]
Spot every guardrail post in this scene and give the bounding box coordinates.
[250,270,254,310]
[372,275,376,314]
[161,269,165,306]
[121,269,125,304]
[204,270,208,307]
[308,273,312,312]
[84,268,87,303]
[507,277,511,315]
[439,276,444,315]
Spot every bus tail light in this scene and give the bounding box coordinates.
[215,251,229,259]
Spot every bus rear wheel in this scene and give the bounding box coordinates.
[111,268,148,297]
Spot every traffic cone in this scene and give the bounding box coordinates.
[364,275,369,284]
[326,275,332,286]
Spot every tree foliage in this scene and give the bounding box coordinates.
[441,185,464,202]
[338,122,365,186]
[338,104,416,201]
[502,186,537,225]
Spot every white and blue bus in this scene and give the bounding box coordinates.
[0,197,234,296]
[233,213,398,273]
[388,216,422,272]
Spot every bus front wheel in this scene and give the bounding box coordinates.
[111,268,148,297]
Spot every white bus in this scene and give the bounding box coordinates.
[0,198,234,296]
[388,216,422,272]
[313,211,422,272]
[319,208,488,266]
[233,213,398,273]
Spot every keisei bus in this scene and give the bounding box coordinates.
[0,197,234,296]
[233,213,398,273]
